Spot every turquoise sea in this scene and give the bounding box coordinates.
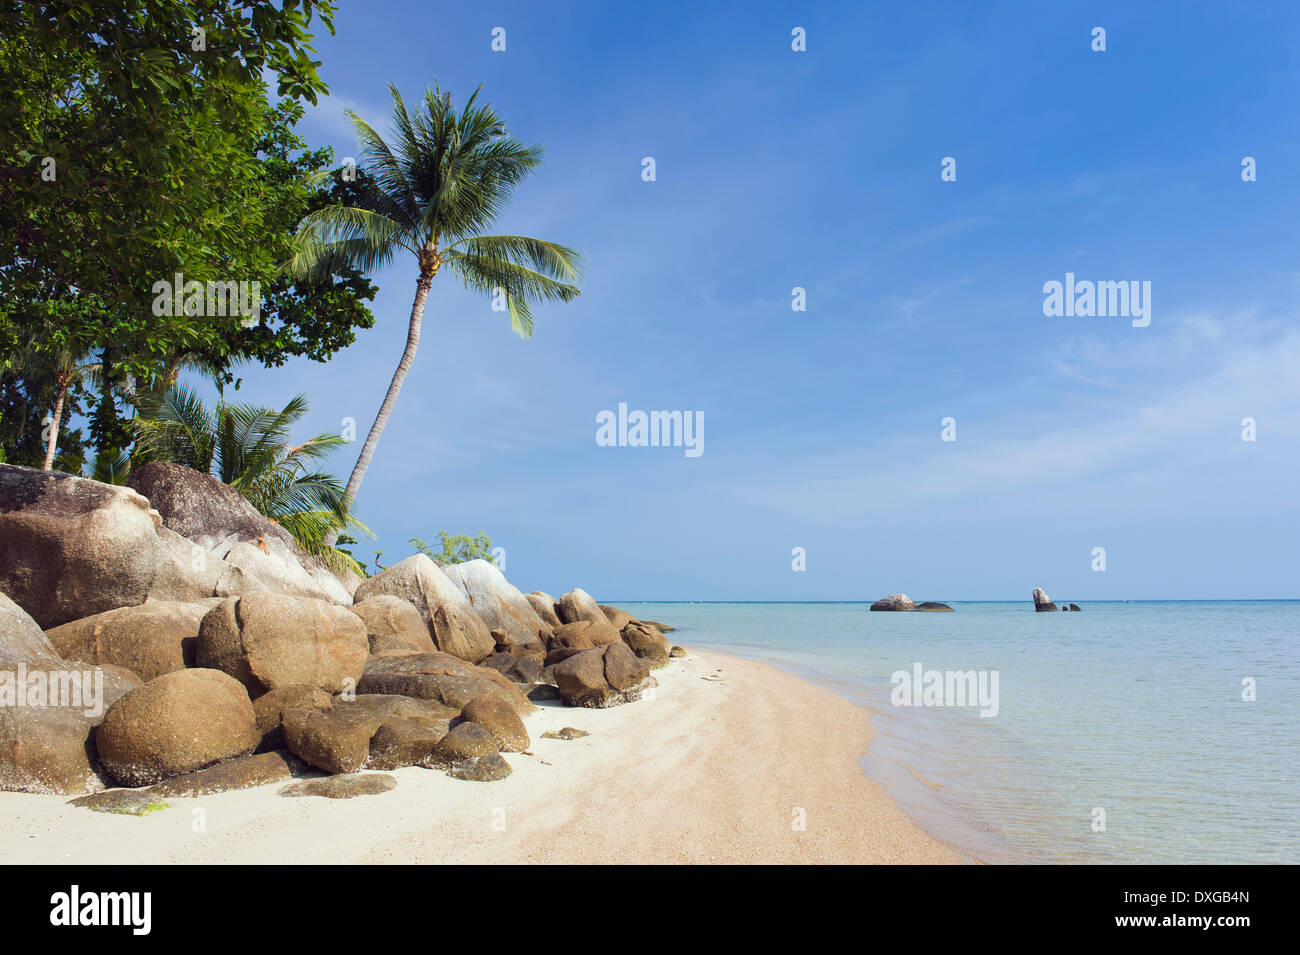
[618,601,1299,864]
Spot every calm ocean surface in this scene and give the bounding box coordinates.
[618,601,1299,864]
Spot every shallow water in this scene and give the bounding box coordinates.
[619,601,1300,864]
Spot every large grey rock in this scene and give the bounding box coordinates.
[1032,588,1058,612]
[46,599,223,682]
[869,593,916,612]
[352,555,495,662]
[441,559,551,653]
[196,593,369,696]
[94,669,260,786]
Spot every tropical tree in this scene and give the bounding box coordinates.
[290,82,583,541]
[410,531,495,566]
[133,385,368,573]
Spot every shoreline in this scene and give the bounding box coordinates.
[0,648,960,865]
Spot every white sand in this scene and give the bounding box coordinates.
[0,649,960,864]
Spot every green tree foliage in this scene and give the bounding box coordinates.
[409,532,496,567]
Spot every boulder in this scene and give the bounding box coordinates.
[914,602,955,612]
[480,651,544,685]
[427,721,498,764]
[621,620,671,667]
[367,720,445,771]
[196,593,369,696]
[1032,588,1058,613]
[1068,603,1081,612]
[441,560,551,653]
[869,593,916,612]
[46,600,223,682]
[446,753,512,781]
[526,592,563,629]
[349,595,436,654]
[1,593,143,794]
[557,589,622,646]
[353,555,495,662]
[150,750,298,796]
[641,619,675,632]
[600,605,635,630]
[94,669,260,786]
[460,693,529,753]
[553,644,655,708]
[281,694,453,774]
[357,650,533,717]
[280,773,397,799]
[669,646,687,658]
[126,461,352,605]
[252,683,334,750]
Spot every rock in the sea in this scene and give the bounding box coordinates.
[94,669,260,786]
[526,591,563,629]
[553,643,655,708]
[46,599,222,682]
[441,559,551,653]
[1032,588,1058,612]
[196,593,369,696]
[913,602,955,612]
[281,694,453,774]
[349,595,435,654]
[869,593,917,612]
[279,773,397,799]
[542,727,589,740]
[621,620,671,667]
[353,555,496,662]
[1068,603,1081,611]
[446,753,512,781]
[356,650,533,717]
[460,693,529,752]
[641,619,675,632]
[150,750,298,796]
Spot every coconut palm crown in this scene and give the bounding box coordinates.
[288,82,583,533]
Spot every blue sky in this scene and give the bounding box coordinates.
[225,0,1299,600]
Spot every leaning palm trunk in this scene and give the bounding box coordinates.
[42,384,67,470]
[329,269,434,546]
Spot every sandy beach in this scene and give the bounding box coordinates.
[0,649,960,864]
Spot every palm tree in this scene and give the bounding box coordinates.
[289,82,583,542]
[133,384,370,574]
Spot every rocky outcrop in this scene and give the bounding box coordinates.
[252,683,334,750]
[353,556,495,662]
[869,593,917,612]
[1032,588,1057,612]
[94,669,260,786]
[46,599,222,682]
[356,650,533,717]
[441,560,551,653]
[600,605,635,630]
[349,595,436,654]
[196,594,369,696]
[553,643,655,708]
[557,588,622,643]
